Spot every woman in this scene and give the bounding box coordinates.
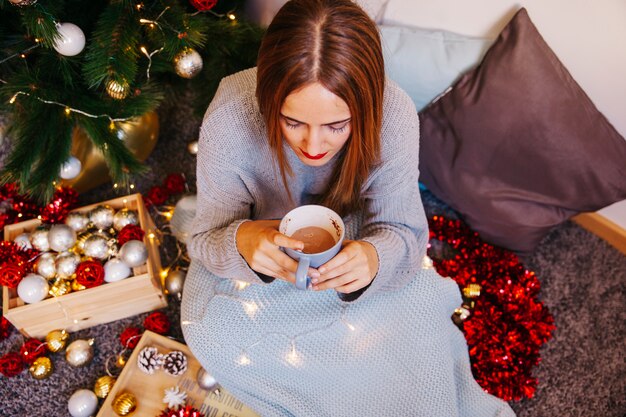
[182,1,515,416]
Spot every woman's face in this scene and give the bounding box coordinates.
[279,82,352,167]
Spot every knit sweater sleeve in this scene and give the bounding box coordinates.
[344,82,428,301]
[187,72,270,284]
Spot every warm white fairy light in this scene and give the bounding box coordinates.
[422,255,434,269]
[7,91,133,122]
[237,353,251,366]
[235,281,250,290]
[139,45,163,80]
[285,342,301,366]
[242,301,258,317]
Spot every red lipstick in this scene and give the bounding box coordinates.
[301,150,328,160]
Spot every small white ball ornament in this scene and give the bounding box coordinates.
[113,208,138,231]
[83,234,111,260]
[13,233,32,250]
[59,156,82,180]
[104,258,132,283]
[17,273,49,304]
[48,224,77,252]
[89,205,115,230]
[68,389,98,417]
[53,22,86,57]
[66,339,95,367]
[65,211,90,232]
[174,47,203,79]
[119,240,148,267]
[30,228,50,252]
[35,252,57,279]
[56,251,81,278]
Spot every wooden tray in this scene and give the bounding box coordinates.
[97,330,259,417]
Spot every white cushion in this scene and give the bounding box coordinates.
[380,24,493,111]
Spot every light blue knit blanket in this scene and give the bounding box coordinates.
[181,260,515,417]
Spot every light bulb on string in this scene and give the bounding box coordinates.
[237,353,251,366]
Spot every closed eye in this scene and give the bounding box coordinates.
[329,122,349,134]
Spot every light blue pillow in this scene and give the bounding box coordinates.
[380,24,493,111]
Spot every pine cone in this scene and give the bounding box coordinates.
[163,350,188,376]
[137,346,164,374]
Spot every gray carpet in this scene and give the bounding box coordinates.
[1,97,625,416]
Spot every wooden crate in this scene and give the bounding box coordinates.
[97,330,259,417]
[2,193,167,338]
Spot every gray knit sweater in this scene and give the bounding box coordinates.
[188,67,427,301]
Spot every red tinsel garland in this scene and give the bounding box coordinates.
[0,352,24,377]
[0,316,13,341]
[0,241,39,288]
[427,215,555,401]
[119,326,143,349]
[19,338,47,364]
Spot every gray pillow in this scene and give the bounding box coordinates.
[380,24,492,111]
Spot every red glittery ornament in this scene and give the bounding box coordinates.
[117,224,145,247]
[1,316,14,340]
[189,0,218,12]
[143,311,170,335]
[163,173,186,195]
[40,187,79,224]
[146,185,168,207]
[120,326,143,349]
[0,352,24,377]
[427,215,555,401]
[19,338,48,364]
[75,260,105,288]
[0,183,78,227]
[0,263,26,288]
[159,405,205,417]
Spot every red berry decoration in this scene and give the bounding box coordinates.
[144,311,170,335]
[120,326,143,349]
[75,260,105,288]
[159,405,205,417]
[0,263,25,288]
[189,0,217,12]
[0,352,24,377]
[117,224,145,247]
[163,173,186,195]
[146,186,168,207]
[1,316,14,340]
[20,338,47,364]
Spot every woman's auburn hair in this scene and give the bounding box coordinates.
[256,0,385,216]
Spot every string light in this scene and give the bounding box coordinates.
[227,13,236,21]
[235,281,250,290]
[139,45,163,80]
[285,343,301,366]
[8,92,134,123]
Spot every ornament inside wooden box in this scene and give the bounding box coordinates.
[1,193,167,338]
[96,330,258,417]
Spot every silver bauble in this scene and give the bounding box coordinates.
[197,367,220,392]
[118,240,148,268]
[48,224,77,252]
[30,228,50,252]
[55,251,80,278]
[113,208,138,231]
[103,258,132,283]
[17,273,49,304]
[165,269,186,299]
[65,211,90,232]
[174,47,203,79]
[35,252,57,279]
[89,205,115,230]
[65,338,95,367]
[68,389,98,417]
[83,234,110,260]
[13,233,33,250]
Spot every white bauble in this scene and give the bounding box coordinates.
[118,240,148,267]
[13,233,32,250]
[30,228,50,252]
[48,224,77,252]
[67,389,98,417]
[104,258,132,283]
[35,252,57,279]
[65,211,90,232]
[53,23,86,56]
[59,156,82,180]
[17,273,49,304]
[55,251,80,278]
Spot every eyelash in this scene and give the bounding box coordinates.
[284,121,348,134]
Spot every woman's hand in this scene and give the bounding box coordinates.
[312,240,378,293]
[236,220,319,284]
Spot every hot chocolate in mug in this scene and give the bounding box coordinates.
[279,205,345,290]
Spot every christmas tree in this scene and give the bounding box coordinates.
[0,0,263,202]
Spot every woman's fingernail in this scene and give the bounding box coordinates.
[310,271,320,278]
[311,278,318,284]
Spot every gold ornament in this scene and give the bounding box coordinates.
[46,329,69,352]
[106,79,130,100]
[112,392,137,416]
[94,375,116,399]
[49,279,73,297]
[60,112,159,193]
[29,356,54,380]
[65,338,95,367]
[462,283,482,299]
[173,47,203,79]
[71,279,87,292]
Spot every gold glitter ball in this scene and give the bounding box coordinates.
[29,357,54,380]
[49,279,73,297]
[106,79,130,100]
[94,375,116,399]
[112,392,137,416]
[46,329,69,352]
